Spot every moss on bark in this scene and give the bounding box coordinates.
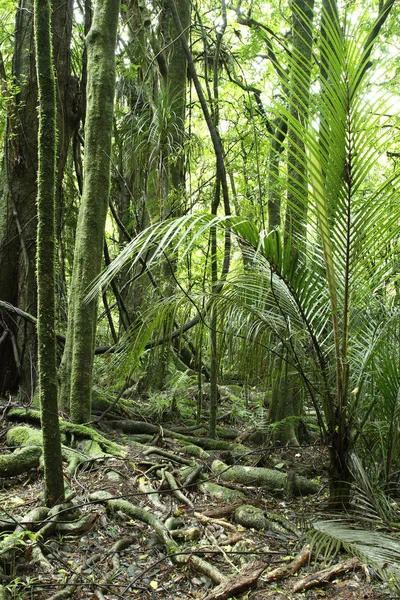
[60,0,120,423]
[211,459,318,496]
[0,446,42,477]
[7,409,125,456]
[34,0,65,506]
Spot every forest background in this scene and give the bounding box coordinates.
[1,0,400,595]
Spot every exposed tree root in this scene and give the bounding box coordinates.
[292,556,361,592]
[162,468,194,508]
[203,560,268,600]
[105,419,249,452]
[6,409,126,456]
[212,459,318,496]
[263,545,310,583]
[88,490,227,583]
[0,444,42,477]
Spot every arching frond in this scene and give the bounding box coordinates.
[312,520,400,591]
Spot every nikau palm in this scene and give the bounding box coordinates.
[91,4,399,508]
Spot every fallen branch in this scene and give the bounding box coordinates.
[292,556,361,592]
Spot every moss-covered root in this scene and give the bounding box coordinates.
[7,409,126,456]
[89,491,226,584]
[211,459,318,496]
[0,445,42,477]
[234,505,273,531]
[177,465,246,502]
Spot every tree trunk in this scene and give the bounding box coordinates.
[328,417,352,510]
[59,0,120,422]
[0,0,38,399]
[34,0,65,506]
[0,0,73,399]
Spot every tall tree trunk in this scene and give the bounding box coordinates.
[162,0,190,198]
[0,0,73,399]
[0,0,38,399]
[34,0,65,506]
[268,118,287,230]
[59,0,120,423]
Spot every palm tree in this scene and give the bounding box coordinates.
[90,2,399,509]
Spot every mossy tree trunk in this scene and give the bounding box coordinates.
[0,0,73,399]
[0,0,39,399]
[34,0,65,506]
[162,0,190,199]
[59,0,120,422]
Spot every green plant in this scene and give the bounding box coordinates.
[90,2,400,509]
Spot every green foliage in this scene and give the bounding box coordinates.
[89,0,400,507]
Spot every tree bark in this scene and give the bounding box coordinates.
[0,0,38,399]
[0,0,73,399]
[59,0,120,422]
[34,0,65,506]
[285,0,315,244]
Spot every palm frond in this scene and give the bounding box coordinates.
[312,520,400,591]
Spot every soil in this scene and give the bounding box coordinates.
[0,416,397,600]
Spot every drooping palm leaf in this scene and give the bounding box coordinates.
[312,519,400,591]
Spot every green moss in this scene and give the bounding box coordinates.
[234,505,272,531]
[6,426,43,447]
[198,481,245,502]
[0,446,42,477]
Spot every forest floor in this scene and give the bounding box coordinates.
[0,390,398,600]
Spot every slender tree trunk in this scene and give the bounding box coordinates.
[268,118,287,230]
[163,0,190,197]
[34,0,65,506]
[60,0,120,423]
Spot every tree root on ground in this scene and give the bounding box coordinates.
[203,560,268,600]
[263,545,310,583]
[88,490,227,584]
[6,409,126,456]
[212,459,318,496]
[104,419,250,452]
[292,556,361,592]
[0,444,42,477]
